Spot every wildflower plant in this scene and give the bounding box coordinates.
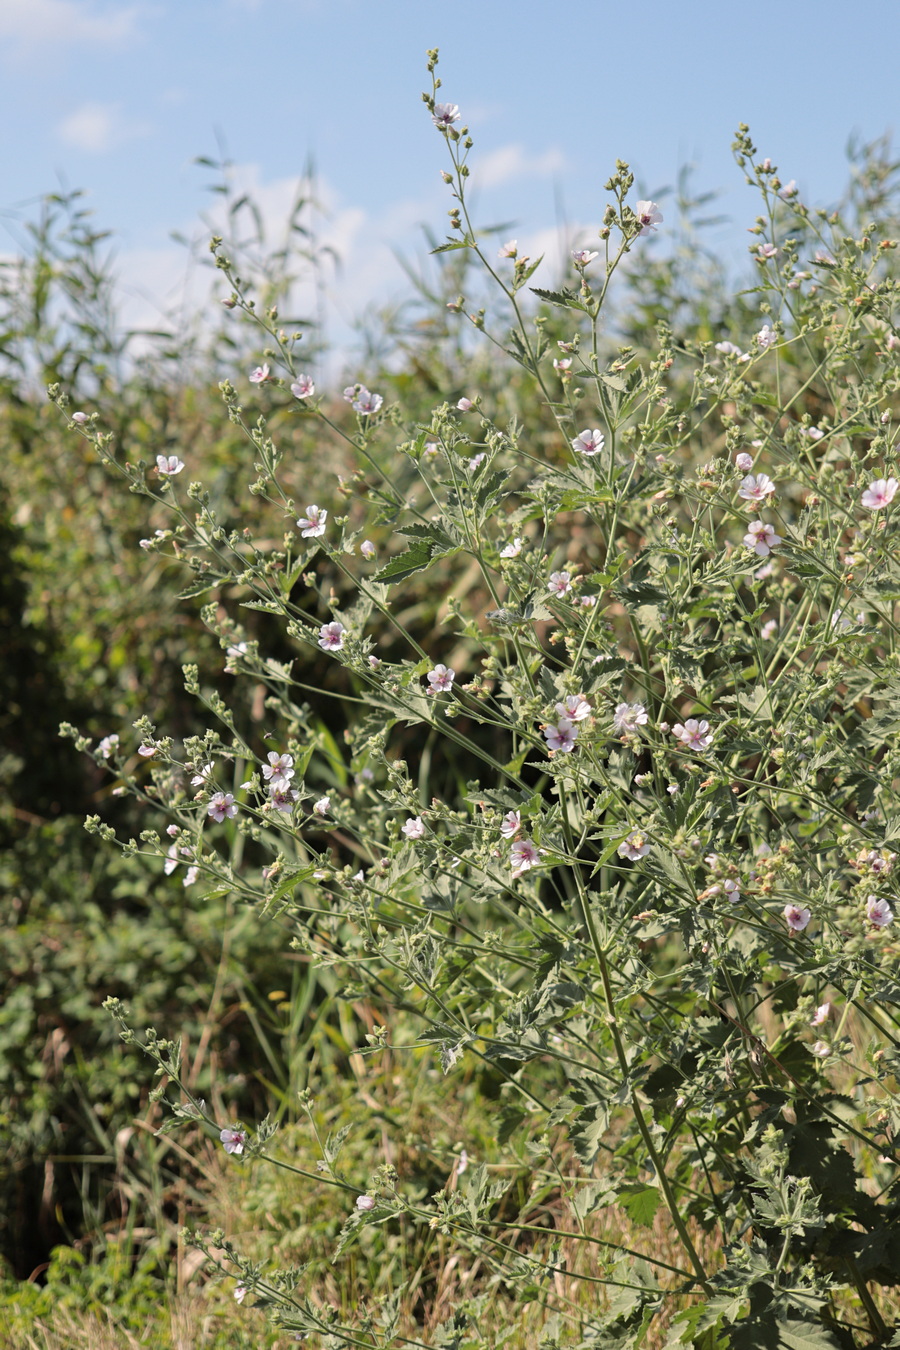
[55,55,900,1349]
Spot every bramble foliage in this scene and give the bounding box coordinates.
[30,49,900,1349]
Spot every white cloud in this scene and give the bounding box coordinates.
[0,0,144,49]
[57,101,152,153]
[475,143,567,190]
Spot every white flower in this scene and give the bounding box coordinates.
[290,374,315,399]
[356,1194,376,1211]
[71,411,89,424]
[427,663,455,693]
[457,397,473,411]
[500,810,521,839]
[353,388,383,415]
[672,719,713,752]
[164,843,180,875]
[738,474,776,502]
[743,521,782,556]
[572,248,598,265]
[457,1149,469,1174]
[715,341,745,357]
[812,1041,830,1057]
[432,103,460,128]
[422,440,440,458]
[510,838,541,877]
[779,179,798,199]
[571,428,605,457]
[553,358,572,374]
[756,325,777,351]
[402,816,426,840]
[810,1002,831,1026]
[544,719,579,753]
[219,1127,246,1154]
[784,904,811,933]
[468,452,486,470]
[867,895,894,928]
[191,762,213,786]
[97,733,119,758]
[861,478,899,511]
[556,694,591,723]
[297,504,327,537]
[761,619,778,641]
[249,364,270,384]
[166,824,179,837]
[548,571,572,597]
[498,239,518,258]
[138,743,156,757]
[500,537,523,559]
[234,1285,247,1305]
[183,866,199,887]
[156,455,184,476]
[735,452,753,471]
[634,200,663,235]
[723,879,741,903]
[313,796,331,816]
[262,752,295,789]
[318,621,345,651]
[755,244,779,260]
[618,830,651,861]
[207,792,238,823]
[803,426,824,441]
[270,786,299,814]
[360,539,376,558]
[368,655,381,668]
[613,702,648,734]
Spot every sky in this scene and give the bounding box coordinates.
[1,0,898,373]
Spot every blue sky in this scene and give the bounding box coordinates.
[2,0,898,367]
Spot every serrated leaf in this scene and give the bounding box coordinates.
[529,285,587,312]
[431,239,474,253]
[616,1183,662,1227]
[372,540,458,584]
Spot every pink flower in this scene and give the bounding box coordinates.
[500,537,523,559]
[360,539,376,558]
[614,702,648,734]
[297,504,327,537]
[556,694,591,723]
[755,244,779,260]
[756,325,777,351]
[353,388,383,415]
[738,473,776,502]
[138,743,156,757]
[318,621,345,652]
[313,796,331,816]
[618,830,651,861]
[553,358,572,375]
[356,1194,376,1211]
[572,248,598,265]
[784,904,811,933]
[457,397,473,412]
[249,364,270,384]
[71,411,89,424]
[761,619,778,641]
[723,879,741,903]
[779,180,798,199]
[498,239,518,258]
[500,810,521,839]
[743,521,781,556]
[290,374,315,399]
[812,1041,830,1057]
[544,719,579,753]
[735,452,753,470]
[548,571,572,597]
[270,786,299,814]
[634,200,663,235]
[183,866,199,887]
[432,103,460,128]
[219,1127,246,1155]
[97,734,119,758]
[803,426,824,441]
[810,1002,831,1025]
[571,428,605,456]
[510,838,541,877]
[156,455,184,476]
[234,1285,247,1304]
[427,663,455,693]
[402,817,426,840]
[672,719,713,752]
[262,752,294,789]
[468,452,486,469]
[867,895,894,928]
[861,478,898,511]
[207,792,238,823]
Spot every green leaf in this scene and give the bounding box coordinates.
[431,239,474,253]
[373,540,458,584]
[529,285,587,312]
[615,1183,662,1228]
